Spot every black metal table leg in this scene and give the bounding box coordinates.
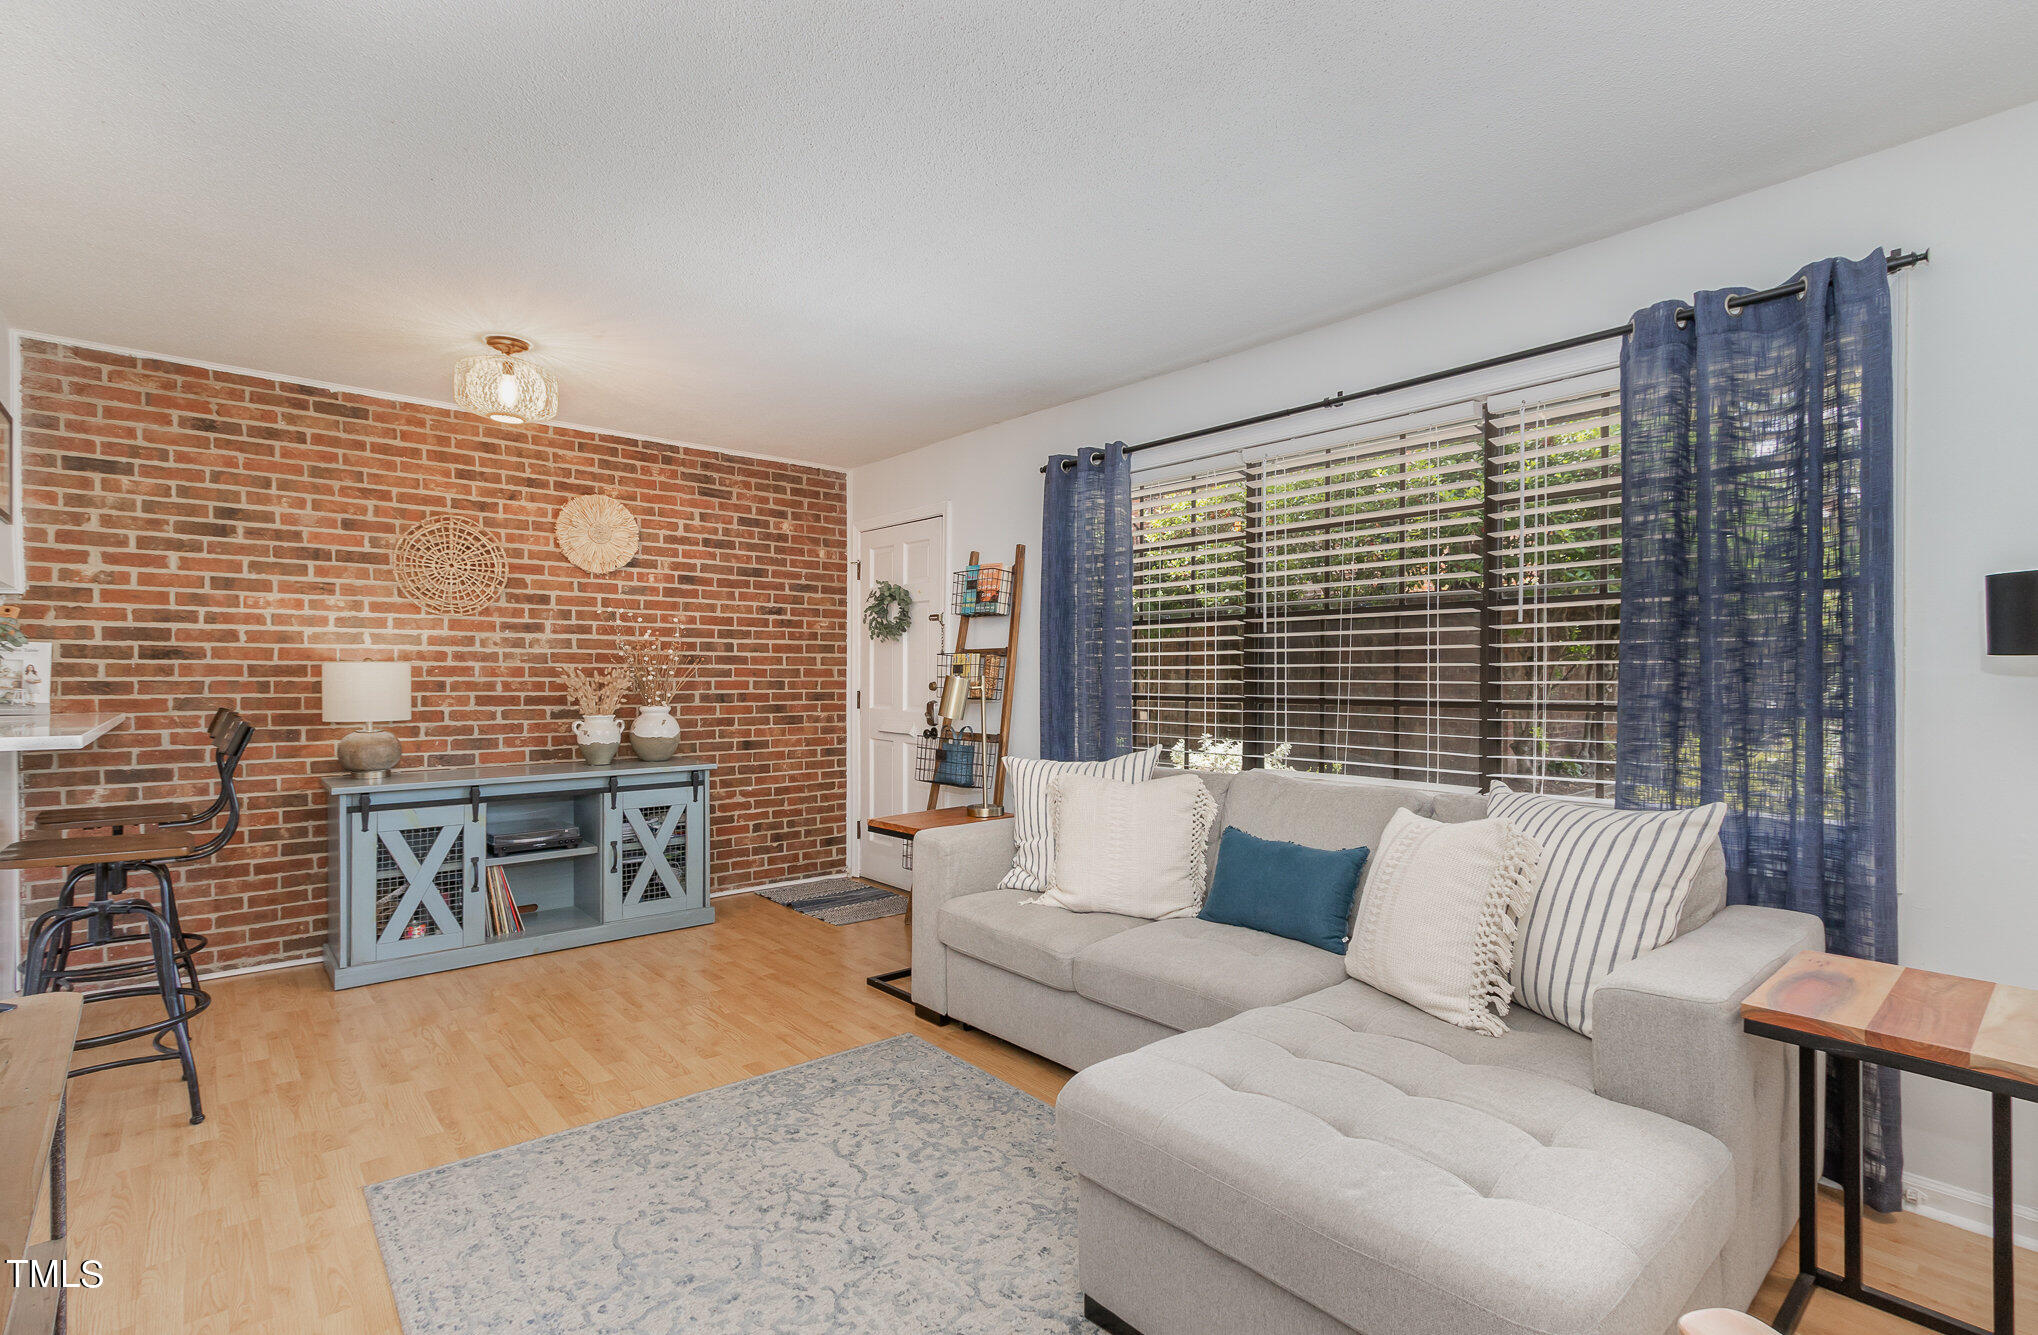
[866,967,912,1003]
[1838,1054,1865,1293]
[1996,1092,2015,1335]
[1774,1046,1820,1333]
[866,967,953,1025]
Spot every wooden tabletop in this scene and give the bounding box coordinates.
[0,994,83,1335]
[868,807,1013,839]
[1742,951,2038,1089]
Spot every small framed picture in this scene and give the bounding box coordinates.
[0,399,12,523]
[0,641,51,714]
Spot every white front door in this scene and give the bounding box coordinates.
[856,515,947,886]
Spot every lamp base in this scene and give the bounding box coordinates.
[968,802,1005,818]
[337,727,402,780]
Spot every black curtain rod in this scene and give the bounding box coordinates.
[1041,247,1928,473]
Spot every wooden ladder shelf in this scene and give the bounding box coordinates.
[925,544,1025,812]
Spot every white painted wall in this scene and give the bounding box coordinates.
[851,98,2038,1234]
[0,300,20,991]
[1,302,19,591]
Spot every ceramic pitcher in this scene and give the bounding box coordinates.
[573,713,622,765]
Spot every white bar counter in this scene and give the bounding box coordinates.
[0,712,128,992]
[0,713,127,752]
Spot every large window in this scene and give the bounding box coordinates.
[1131,381,1620,797]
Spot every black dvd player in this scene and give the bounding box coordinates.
[486,826,583,857]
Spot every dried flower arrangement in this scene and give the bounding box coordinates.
[618,610,703,704]
[560,663,631,717]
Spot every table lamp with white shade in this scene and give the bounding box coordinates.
[322,661,411,779]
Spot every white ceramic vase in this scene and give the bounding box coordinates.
[630,705,680,761]
[573,713,622,765]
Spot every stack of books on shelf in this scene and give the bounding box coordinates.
[485,865,526,938]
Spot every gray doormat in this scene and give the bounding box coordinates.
[368,1036,1091,1334]
[754,875,908,924]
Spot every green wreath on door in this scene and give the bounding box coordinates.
[863,580,914,642]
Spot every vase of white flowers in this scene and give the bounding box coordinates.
[561,663,630,765]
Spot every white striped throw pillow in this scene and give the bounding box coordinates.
[998,747,1161,892]
[1491,784,1728,1036]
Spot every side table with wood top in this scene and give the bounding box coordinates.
[1,993,84,1335]
[863,807,1013,1016]
[1742,951,2038,1335]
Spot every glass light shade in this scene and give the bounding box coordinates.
[322,661,412,724]
[453,347,557,425]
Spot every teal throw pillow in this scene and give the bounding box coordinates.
[1199,826,1368,954]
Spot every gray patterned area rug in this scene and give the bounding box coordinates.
[367,1036,1093,1334]
[753,875,908,924]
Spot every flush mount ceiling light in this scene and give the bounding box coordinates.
[453,335,558,425]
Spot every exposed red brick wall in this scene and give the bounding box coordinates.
[15,338,847,971]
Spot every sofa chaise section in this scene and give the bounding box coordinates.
[1059,1000,1737,1335]
[1052,904,1824,1334]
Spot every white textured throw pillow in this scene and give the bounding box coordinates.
[999,747,1161,891]
[1346,810,1541,1036]
[1039,772,1215,918]
[1490,784,1729,1036]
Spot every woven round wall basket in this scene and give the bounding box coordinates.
[394,515,509,614]
[556,493,640,574]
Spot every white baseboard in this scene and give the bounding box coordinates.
[202,955,324,984]
[1903,1171,2038,1251]
[709,869,851,901]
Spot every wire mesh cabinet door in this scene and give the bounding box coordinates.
[606,783,706,920]
[351,805,485,962]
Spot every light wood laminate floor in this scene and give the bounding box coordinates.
[47,890,2028,1334]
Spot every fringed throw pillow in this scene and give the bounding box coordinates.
[1039,772,1215,919]
[1345,809,1542,1036]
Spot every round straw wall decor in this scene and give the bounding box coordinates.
[393,515,509,614]
[556,493,640,574]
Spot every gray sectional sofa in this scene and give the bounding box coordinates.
[908,767,1824,1335]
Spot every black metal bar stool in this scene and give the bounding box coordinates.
[35,708,251,999]
[4,710,253,1125]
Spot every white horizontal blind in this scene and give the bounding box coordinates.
[1128,377,1621,795]
[1256,414,1486,783]
[1489,387,1621,797]
[1131,466,1249,770]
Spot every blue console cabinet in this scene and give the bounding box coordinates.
[323,757,714,988]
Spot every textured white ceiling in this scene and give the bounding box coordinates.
[2,2,2035,467]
